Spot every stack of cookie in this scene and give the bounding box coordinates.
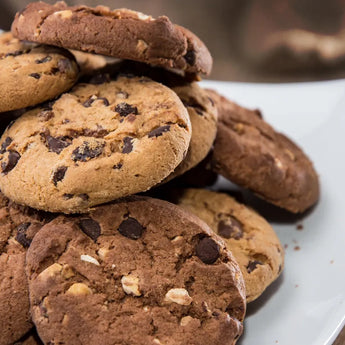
[0,2,319,345]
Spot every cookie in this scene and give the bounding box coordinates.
[0,32,78,113]
[173,189,284,302]
[0,192,53,345]
[207,89,319,213]
[15,329,43,345]
[26,196,246,345]
[0,76,191,213]
[12,2,212,75]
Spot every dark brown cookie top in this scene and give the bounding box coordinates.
[27,196,245,345]
[11,1,212,75]
[207,89,319,213]
[0,192,53,345]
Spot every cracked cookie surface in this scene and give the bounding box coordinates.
[0,32,78,112]
[26,196,245,345]
[173,189,284,302]
[11,1,212,75]
[207,89,319,213]
[0,192,53,345]
[0,76,191,213]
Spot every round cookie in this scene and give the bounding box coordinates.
[12,2,212,75]
[0,76,191,213]
[0,32,78,112]
[26,196,246,345]
[207,89,319,213]
[173,189,284,302]
[0,192,53,345]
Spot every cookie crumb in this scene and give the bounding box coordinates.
[294,246,300,251]
[296,224,304,230]
[330,260,334,264]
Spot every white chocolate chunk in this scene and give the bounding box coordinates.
[164,288,192,305]
[54,10,73,19]
[80,254,100,266]
[37,263,62,280]
[66,283,92,296]
[121,275,141,296]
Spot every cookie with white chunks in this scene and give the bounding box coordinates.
[0,32,78,113]
[173,189,284,302]
[0,76,191,213]
[207,89,319,213]
[0,192,53,345]
[12,1,212,75]
[26,196,245,345]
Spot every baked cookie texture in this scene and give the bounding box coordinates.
[0,192,53,345]
[26,196,246,345]
[207,89,319,213]
[173,189,284,302]
[11,1,212,75]
[14,329,44,345]
[0,76,191,213]
[0,32,78,113]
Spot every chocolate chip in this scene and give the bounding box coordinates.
[29,73,41,79]
[5,50,24,57]
[115,103,138,117]
[83,97,109,107]
[58,59,71,73]
[63,193,73,200]
[15,222,31,248]
[35,56,52,64]
[1,151,20,174]
[41,100,55,111]
[148,125,171,138]
[182,98,206,116]
[217,217,243,240]
[122,137,133,154]
[78,218,101,241]
[0,137,12,154]
[196,237,220,264]
[254,109,263,118]
[88,73,111,84]
[118,217,144,240]
[46,135,71,154]
[38,110,54,121]
[78,193,89,201]
[184,50,196,65]
[113,162,123,169]
[72,141,104,162]
[52,166,67,186]
[208,97,215,107]
[246,260,263,273]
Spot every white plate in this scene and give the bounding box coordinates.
[200,79,345,345]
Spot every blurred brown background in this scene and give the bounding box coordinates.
[1,0,345,81]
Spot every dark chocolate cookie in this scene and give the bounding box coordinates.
[207,89,319,213]
[27,196,245,345]
[12,2,212,75]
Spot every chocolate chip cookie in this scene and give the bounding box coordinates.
[0,76,191,213]
[207,89,319,213]
[173,189,284,302]
[26,196,246,345]
[0,32,78,113]
[12,2,212,75]
[0,192,53,345]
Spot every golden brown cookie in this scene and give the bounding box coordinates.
[27,196,245,345]
[0,32,78,112]
[173,189,284,302]
[0,76,191,213]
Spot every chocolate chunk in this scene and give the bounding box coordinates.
[72,141,104,162]
[78,193,89,201]
[15,222,31,248]
[0,137,12,154]
[118,217,144,240]
[184,50,196,65]
[52,166,67,186]
[196,237,220,264]
[35,56,52,64]
[5,50,24,57]
[1,151,20,174]
[46,135,71,154]
[83,97,109,107]
[63,193,73,200]
[78,218,101,241]
[182,98,206,116]
[148,125,171,138]
[115,103,138,117]
[58,59,71,73]
[41,100,55,111]
[246,260,263,273]
[217,217,243,240]
[113,163,123,169]
[29,73,41,79]
[122,137,133,154]
[38,110,54,121]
